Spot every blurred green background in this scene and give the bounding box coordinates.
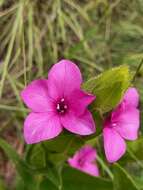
[0,0,143,189]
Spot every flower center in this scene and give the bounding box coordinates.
[78,158,85,167]
[56,98,68,114]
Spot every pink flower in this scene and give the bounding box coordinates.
[68,145,99,177]
[103,88,140,163]
[21,60,96,144]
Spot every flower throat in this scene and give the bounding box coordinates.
[56,98,68,114]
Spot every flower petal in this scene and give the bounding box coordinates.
[21,79,54,112]
[24,112,62,144]
[82,163,99,177]
[103,127,126,163]
[68,155,79,169]
[114,108,140,140]
[61,110,95,135]
[68,145,97,167]
[78,145,97,163]
[48,59,82,99]
[68,158,99,177]
[123,87,139,107]
[68,146,99,177]
[68,89,95,116]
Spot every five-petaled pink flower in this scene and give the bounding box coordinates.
[103,87,140,163]
[68,145,99,177]
[21,60,96,144]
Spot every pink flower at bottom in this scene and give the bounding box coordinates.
[21,60,96,144]
[68,145,99,177]
[103,88,140,163]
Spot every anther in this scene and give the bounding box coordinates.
[56,104,60,110]
[56,98,68,114]
[112,123,117,127]
[64,105,68,109]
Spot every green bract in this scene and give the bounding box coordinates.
[83,65,131,113]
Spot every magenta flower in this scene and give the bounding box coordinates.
[68,145,99,177]
[103,88,140,163]
[21,60,96,144]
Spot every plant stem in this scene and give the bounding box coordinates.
[132,58,143,83]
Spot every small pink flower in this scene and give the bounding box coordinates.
[68,145,99,177]
[21,60,96,144]
[103,88,140,163]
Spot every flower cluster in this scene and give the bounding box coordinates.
[21,59,140,176]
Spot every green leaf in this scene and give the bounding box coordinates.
[39,178,57,190]
[15,176,27,190]
[25,132,84,171]
[134,177,143,190]
[83,65,131,113]
[117,138,143,167]
[0,138,38,190]
[25,145,62,188]
[113,163,139,190]
[46,165,62,188]
[26,144,46,169]
[62,166,113,190]
[28,164,62,189]
[127,137,143,161]
[43,132,84,155]
[48,152,67,165]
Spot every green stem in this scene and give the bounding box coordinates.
[127,147,143,169]
[96,154,114,180]
[132,58,143,83]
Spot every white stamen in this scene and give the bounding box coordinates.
[57,104,60,110]
[112,123,117,127]
[61,98,65,102]
[64,105,67,109]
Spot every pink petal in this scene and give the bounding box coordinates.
[78,145,97,163]
[61,110,95,135]
[24,112,62,144]
[82,162,99,177]
[21,79,54,112]
[114,108,140,140]
[103,127,126,163]
[68,145,97,166]
[68,145,99,177]
[68,158,99,177]
[47,59,82,99]
[68,156,79,169]
[68,89,95,116]
[123,87,139,107]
